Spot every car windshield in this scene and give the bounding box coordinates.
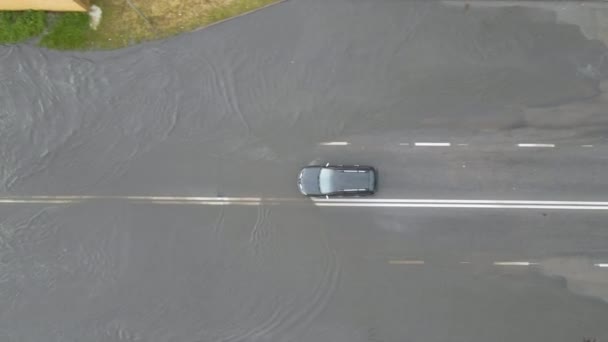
[319,168,337,194]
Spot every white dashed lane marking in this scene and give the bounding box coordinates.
[319,141,349,146]
[493,261,538,266]
[415,142,451,147]
[316,140,604,150]
[517,143,555,148]
[388,260,425,265]
[389,260,608,268]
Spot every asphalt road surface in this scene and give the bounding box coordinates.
[1,1,608,341]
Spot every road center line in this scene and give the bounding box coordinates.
[0,196,302,205]
[4,196,608,210]
[11,196,608,206]
[415,142,451,147]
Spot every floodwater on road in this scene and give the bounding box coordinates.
[1,0,608,341]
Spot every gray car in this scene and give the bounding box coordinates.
[298,163,377,197]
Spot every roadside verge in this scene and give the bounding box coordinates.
[0,0,283,50]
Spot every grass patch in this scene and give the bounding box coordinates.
[0,11,46,44]
[40,13,90,50]
[0,0,280,49]
[89,0,281,49]
[206,0,276,22]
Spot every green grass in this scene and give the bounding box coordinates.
[40,13,91,50]
[0,11,46,44]
[206,0,277,23]
[0,0,280,50]
[87,0,281,49]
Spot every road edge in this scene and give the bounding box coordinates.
[194,0,288,32]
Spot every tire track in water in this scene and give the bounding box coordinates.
[0,52,52,191]
[195,57,253,157]
[2,53,118,194]
[207,57,251,135]
[212,206,226,235]
[249,205,272,255]
[0,207,60,311]
[217,206,341,341]
[221,249,340,342]
[222,66,251,135]
[78,217,125,298]
[273,246,340,340]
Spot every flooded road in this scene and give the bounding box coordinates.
[1,1,608,341]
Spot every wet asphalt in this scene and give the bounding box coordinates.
[1,1,608,341]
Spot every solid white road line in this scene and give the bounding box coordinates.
[138,200,264,206]
[319,141,349,146]
[594,263,608,268]
[0,199,77,204]
[1,195,303,202]
[4,196,608,210]
[415,142,451,147]
[517,143,555,148]
[0,196,301,205]
[20,196,608,207]
[312,198,608,205]
[314,202,608,210]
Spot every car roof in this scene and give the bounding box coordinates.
[320,167,372,193]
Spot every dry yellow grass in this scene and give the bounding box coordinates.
[0,0,89,12]
[90,0,279,49]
